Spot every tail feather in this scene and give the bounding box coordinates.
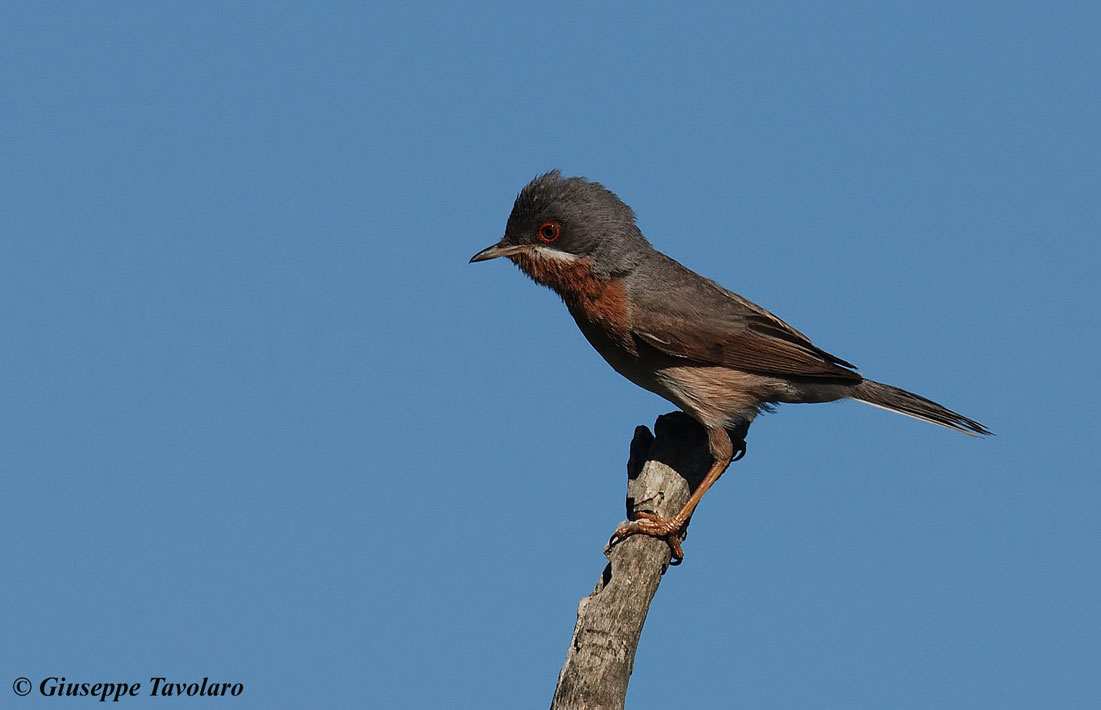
[850,380,992,437]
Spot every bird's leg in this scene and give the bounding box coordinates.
[613,426,736,564]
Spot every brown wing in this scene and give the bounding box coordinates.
[629,254,862,382]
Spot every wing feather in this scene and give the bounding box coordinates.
[629,254,861,382]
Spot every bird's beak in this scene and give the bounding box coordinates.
[469,241,530,263]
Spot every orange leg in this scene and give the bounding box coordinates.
[613,426,737,564]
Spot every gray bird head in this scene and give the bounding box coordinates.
[470,170,652,277]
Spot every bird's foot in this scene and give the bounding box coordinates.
[726,422,749,463]
[612,511,687,565]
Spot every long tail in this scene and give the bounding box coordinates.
[850,380,992,437]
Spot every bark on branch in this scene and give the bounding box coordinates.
[550,412,714,710]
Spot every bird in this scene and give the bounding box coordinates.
[470,170,990,563]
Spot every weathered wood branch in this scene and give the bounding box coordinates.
[550,412,714,710]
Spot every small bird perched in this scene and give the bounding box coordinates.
[471,171,990,563]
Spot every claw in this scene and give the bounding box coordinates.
[612,512,687,564]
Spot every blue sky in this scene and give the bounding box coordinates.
[2,2,1098,708]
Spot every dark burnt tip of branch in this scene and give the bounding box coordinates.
[649,412,713,490]
[627,425,655,480]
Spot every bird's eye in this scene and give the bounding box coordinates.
[538,221,561,243]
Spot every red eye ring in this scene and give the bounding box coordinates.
[538,221,560,243]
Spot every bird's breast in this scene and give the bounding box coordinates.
[511,251,634,349]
